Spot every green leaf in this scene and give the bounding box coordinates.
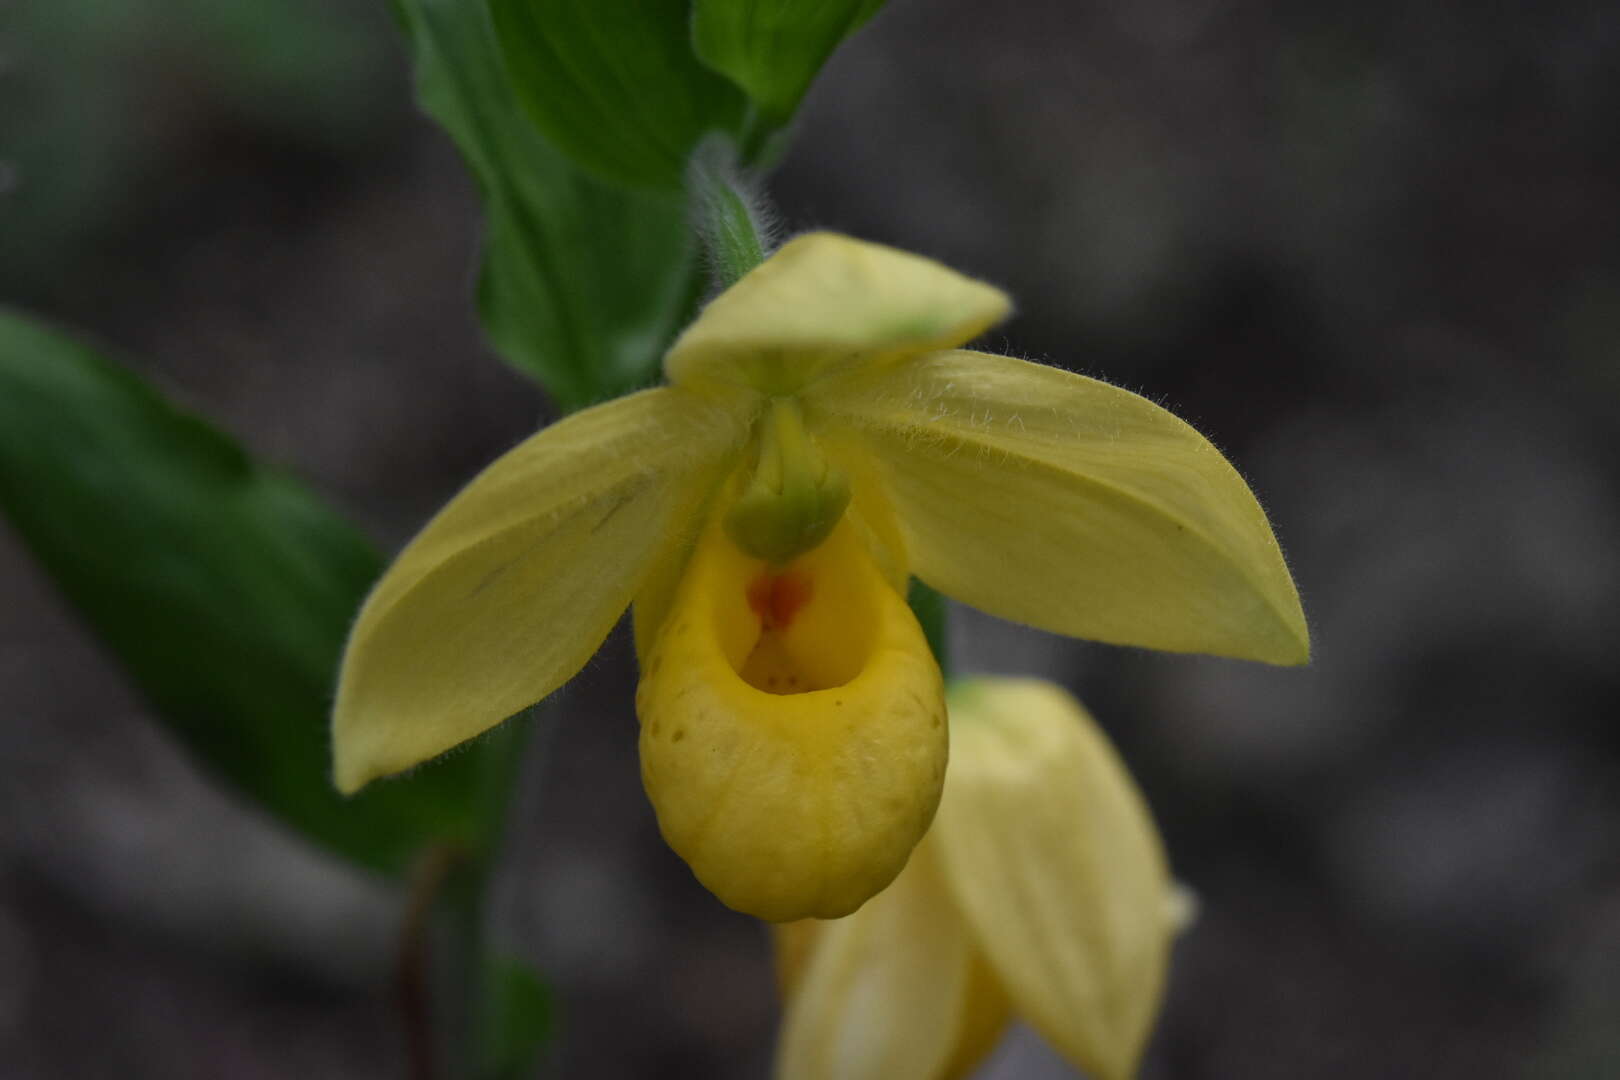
[478,954,554,1079]
[394,0,701,408]
[692,0,887,126]
[488,0,747,191]
[0,311,500,876]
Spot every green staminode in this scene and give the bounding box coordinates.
[725,397,851,565]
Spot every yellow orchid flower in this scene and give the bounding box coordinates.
[774,678,1179,1080]
[331,232,1307,922]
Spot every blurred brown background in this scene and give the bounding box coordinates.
[4,0,1620,1076]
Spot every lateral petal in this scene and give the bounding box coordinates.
[774,843,992,1080]
[932,679,1175,1080]
[333,386,747,793]
[812,349,1309,664]
[664,233,1010,395]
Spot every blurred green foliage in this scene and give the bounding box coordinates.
[480,953,555,1079]
[0,312,509,877]
[0,0,395,295]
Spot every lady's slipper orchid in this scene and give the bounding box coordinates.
[774,678,1179,1080]
[332,233,1307,922]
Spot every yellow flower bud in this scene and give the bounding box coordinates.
[775,678,1177,1080]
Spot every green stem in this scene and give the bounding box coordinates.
[688,139,771,288]
[398,711,536,1080]
[907,579,952,676]
[398,844,466,1080]
[444,856,494,1078]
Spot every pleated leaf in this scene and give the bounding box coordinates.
[693,0,887,125]
[488,0,747,191]
[393,0,698,408]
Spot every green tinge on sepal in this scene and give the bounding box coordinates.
[0,310,498,876]
[664,232,1012,395]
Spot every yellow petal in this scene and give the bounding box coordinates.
[664,233,1011,396]
[772,919,824,1004]
[932,679,1175,1080]
[938,948,1014,1080]
[811,349,1309,664]
[333,386,747,794]
[637,510,945,922]
[774,842,1006,1080]
[772,904,1012,1080]
[630,492,714,660]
